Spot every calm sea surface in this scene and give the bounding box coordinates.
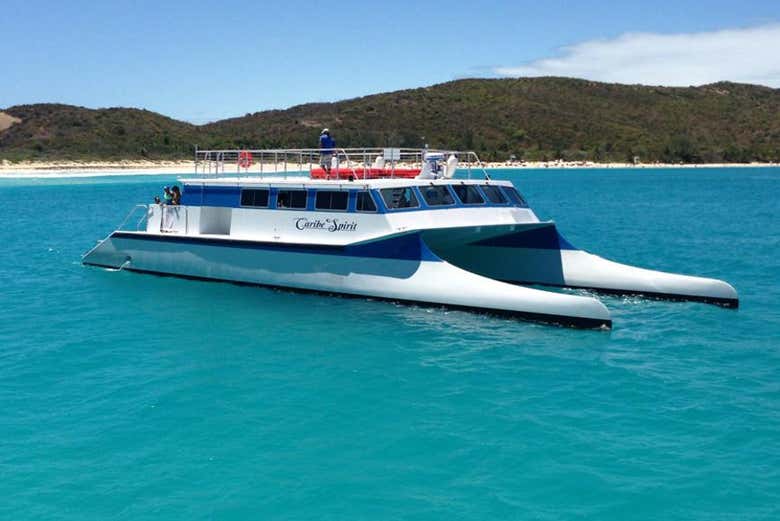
[1,168,778,520]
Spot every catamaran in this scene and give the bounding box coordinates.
[82,148,738,329]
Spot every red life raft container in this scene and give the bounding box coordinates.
[238,150,253,168]
[310,167,421,179]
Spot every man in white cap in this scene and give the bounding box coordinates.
[319,128,336,179]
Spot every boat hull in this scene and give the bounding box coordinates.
[82,231,612,329]
[424,223,739,308]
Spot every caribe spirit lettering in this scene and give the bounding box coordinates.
[295,217,358,232]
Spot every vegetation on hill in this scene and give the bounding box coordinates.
[3,78,780,163]
[0,104,199,161]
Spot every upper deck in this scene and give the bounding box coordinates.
[179,175,514,189]
[192,147,490,181]
[179,147,529,214]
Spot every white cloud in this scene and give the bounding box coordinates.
[495,24,780,87]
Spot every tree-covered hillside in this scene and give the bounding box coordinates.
[3,78,780,163]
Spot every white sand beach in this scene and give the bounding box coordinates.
[1,158,779,177]
[483,159,780,169]
[0,160,196,177]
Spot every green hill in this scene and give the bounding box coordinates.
[3,78,780,163]
[0,104,199,161]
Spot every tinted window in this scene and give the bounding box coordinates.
[356,191,377,212]
[315,190,349,211]
[481,185,508,204]
[276,190,307,209]
[240,189,269,207]
[380,187,419,210]
[502,186,528,207]
[452,185,484,205]
[421,185,455,206]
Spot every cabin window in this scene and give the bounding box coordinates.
[276,189,307,209]
[315,190,349,211]
[380,187,419,210]
[420,185,455,206]
[481,185,508,204]
[240,188,270,208]
[502,186,528,207]
[356,191,377,212]
[452,185,484,205]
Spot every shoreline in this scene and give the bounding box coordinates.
[1,159,779,177]
[0,160,196,177]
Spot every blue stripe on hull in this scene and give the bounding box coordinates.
[110,231,441,262]
[471,224,577,250]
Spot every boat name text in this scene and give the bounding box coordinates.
[295,217,358,232]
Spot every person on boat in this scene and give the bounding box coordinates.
[170,186,181,205]
[162,186,173,204]
[319,128,336,179]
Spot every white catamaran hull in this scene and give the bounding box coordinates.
[82,231,612,328]
[423,223,738,307]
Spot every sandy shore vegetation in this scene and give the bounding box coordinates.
[1,158,778,177]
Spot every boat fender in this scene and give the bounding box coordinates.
[444,154,458,178]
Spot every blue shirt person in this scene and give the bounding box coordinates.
[319,129,336,178]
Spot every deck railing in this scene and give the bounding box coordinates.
[116,204,150,231]
[116,204,190,234]
[193,147,490,180]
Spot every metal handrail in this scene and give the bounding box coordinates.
[116,204,193,234]
[117,204,149,231]
[193,147,490,180]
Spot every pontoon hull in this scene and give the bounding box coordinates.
[424,223,739,308]
[82,231,612,329]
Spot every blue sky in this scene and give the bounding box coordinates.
[2,0,778,122]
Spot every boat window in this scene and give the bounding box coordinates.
[240,188,270,208]
[420,185,455,206]
[502,186,528,207]
[452,185,485,205]
[276,189,307,209]
[315,190,349,211]
[380,187,419,210]
[356,191,377,212]
[481,185,508,204]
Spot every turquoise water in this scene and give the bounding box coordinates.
[1,168,778,520]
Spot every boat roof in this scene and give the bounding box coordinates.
[178,176,514,189]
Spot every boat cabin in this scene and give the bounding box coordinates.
[177,178,529,214]
[126,147,537,244]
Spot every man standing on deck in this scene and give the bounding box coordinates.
[319,128,336,179]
